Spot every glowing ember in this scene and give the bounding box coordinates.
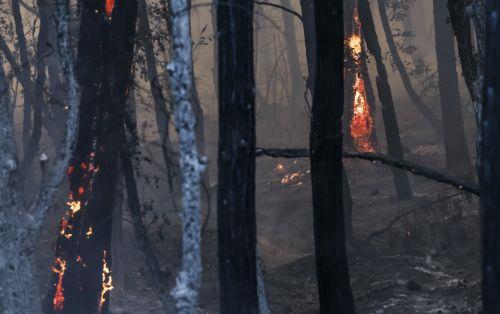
[66,201,81,216]
[347,9,376,153]
[99,250,113,312]
[281,172,303,185]
[52,258,67,311]
[105,0,114,18]
[86,226,93,238]
[275,163,285,172]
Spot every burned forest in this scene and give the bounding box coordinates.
[0,0,498,313]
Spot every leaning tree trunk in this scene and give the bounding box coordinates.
[311,1,355,313]
[358,0,413,199]
[167,0,206,312]
[217,0,258,312]
[46,0,138,312]
[433,0,473,177]
[377,0,442,132]
[482,1,500,312]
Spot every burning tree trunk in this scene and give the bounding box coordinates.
[433,0,474,177]
[0,0,80,309]
[217,0,259,312]
[310,1,355,313]
[358,0,413,199]
[167,0,206,312]
[482,1,500,311]
[47,0,138,312]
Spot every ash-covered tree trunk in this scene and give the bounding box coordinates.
[216,0,258,313]
[482,2,500,312]
[358,0,413,199]
[0,0,80,310]
[167,0,206,312]
[433,0,473,177]
[47,0,138,312]
[310,1,355,313]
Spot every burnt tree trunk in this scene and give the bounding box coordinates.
[216,0,258,312]
[358,0,413,199]
[433,0,473,177]
[311,1,355,313]
[47,0,138,313]
[302,0,354,242]
[482,2,500,312]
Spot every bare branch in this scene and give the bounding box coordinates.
[256,148,480,196]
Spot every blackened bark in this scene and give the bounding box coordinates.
[482,2,500,312]
[358,0,413,199]
[302,0,355,241]
[311,1,355,313]
[47,0,138,312]
[217,0,258,312]
[433,0,474,177]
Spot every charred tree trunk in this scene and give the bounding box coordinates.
[482,2,500,312]
[358,0,413,199]
[47,0,138,312]
[433,0,473,177]
[217,0,258,312]
[311,1,355,313]
[302,0,354,241]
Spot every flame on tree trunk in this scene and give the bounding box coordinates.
[347,7,376,153]
[46,0,138,312]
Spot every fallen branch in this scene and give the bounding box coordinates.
[255,148,480,196]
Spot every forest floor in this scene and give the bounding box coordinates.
[34,108,482,313]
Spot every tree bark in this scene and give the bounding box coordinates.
[311,1,355,313]
[167,0,206,312]
[433,0,474,177]
[358,0,413,199]
[217,0,258,312]
[481,2,500,312]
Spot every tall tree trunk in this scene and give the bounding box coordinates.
[301,0,354,241]
[47,0,138,312]
[433,0,473,177]
[167,0,206,312]
[482,1,500,312]
[280,0,305,137]
[12,0,35,152]
[216,0,258,312]
[358,0,413,199]
[377,0,442,132]
[311,1,355,313]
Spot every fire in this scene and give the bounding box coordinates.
[86,226,93,238]
[99,250,113,312]
[105,0,114,18]
[281,172,301,185]
[275,163,285,172]
[347,8,376,153]
[52,258,67,311]
[67,201,81,216]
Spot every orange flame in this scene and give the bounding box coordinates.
[348,9,376,153]
[105,0,114,18]
[99,250,113,312]
[67,201,81,216]
[52,258,67,311]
